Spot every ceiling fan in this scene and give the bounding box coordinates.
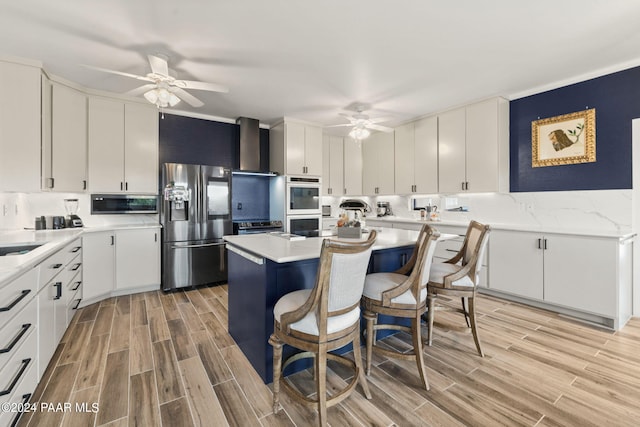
[84,54,228,108]
[327,105,394,140]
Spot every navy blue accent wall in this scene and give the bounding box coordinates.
[158,113,270,171]
[159,114,237,168]
[231,175,271,220]
[510,66,640,192]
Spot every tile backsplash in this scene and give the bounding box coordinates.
[323,189,632,233]
[0,192,159,230]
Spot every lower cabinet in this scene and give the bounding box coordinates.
[115,228,160,290]
[488,229,633,329]
[82,231,116,302]
[37,238,82,378]
[83,228,160,304]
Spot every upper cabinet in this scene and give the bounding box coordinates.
[270,120,323,176]
[362,131,395,195]
[322,135,344,195]
[394,116,438,194]
[88,97,159,194]
[343,137,362,195]
[0,60,41,192]
[438,97,509,193]
[43,82,88,192]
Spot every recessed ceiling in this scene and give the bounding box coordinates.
[2,1,640,133]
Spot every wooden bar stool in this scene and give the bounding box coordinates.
[427,220,491,357]
[269,231,377,426]
[361,224,439,390]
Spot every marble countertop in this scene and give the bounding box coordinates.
[0,223,161,286]
[364,216,635,239]
[224,227,422,263]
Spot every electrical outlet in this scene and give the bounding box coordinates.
[237,202,242,210]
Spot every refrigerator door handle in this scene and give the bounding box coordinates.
[171,242,225,249]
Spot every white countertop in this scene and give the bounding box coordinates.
[0,224,161,286]
[224,227,448,263]
[365,216,635,239]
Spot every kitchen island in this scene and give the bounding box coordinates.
[224,227,430,383]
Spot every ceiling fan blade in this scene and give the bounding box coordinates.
[367,124,394,133]
[174,80,229,93]
[170,87,204,107]
[81,64,153,82]
[325,123,353,128]
[148,54,169,76]
[338,113,357,124]
[368,116,393,124]
[126,84,157,97]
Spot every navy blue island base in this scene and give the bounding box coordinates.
[227,243,415,384]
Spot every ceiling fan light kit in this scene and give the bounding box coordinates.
[348,126,370,140]
[144,86,180,108]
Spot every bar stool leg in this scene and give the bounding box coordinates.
[412,316,430,390]
[363,310,375,375]
[269,336,283,413]
[352,328,371,398]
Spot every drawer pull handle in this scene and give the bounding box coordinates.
[73,299,82,310]
[0,290,31,312]
[0,358,31,396]
[71,246,81,253]
[0,324,31,354]
[72,281,82,291]
[54,282,62,300]
[445,249,458,253]
[71,263,82,271]
[52,263,63,269]
[10,393,32,427]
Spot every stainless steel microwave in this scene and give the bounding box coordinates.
[91,194,159,214]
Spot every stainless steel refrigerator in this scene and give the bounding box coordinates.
[161,163,232,291]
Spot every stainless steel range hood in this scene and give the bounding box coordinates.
[235,117,276,176]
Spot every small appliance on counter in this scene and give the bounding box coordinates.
[376,201,393,217]
[338,199,371,214]
[64,198,83,228]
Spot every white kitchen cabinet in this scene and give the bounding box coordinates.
[82,231,115,303]
[343,137,362,195]
[37,238,82,377]
[322,135,344,195]
[270,120,323,176]
[488,230,544,299]
[44,82,88,192]
[115,228,160,290]
[362,131,395,195]
[438,97,509,193]
[88,97,159,193]
[488,229,632,329]
[0,59,41,192]
[394,117,438,194]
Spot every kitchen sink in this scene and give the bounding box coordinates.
[0,243,44,256]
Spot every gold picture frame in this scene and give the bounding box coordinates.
[532,108,596,168]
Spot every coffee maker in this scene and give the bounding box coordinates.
[376,202,393,217]
[64,198,83,228]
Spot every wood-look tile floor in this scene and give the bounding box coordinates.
[19,285,640,426]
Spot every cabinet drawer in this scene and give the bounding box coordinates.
[0,360,37,427]
[434,238,464,260]
[0,299,36,373]
[39,239,82,288]
[0,269,38,330]
[0,325,37,405]
[67,291,82,326]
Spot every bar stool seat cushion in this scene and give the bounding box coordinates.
[274,289,360,336]
[429,263,474,287]
[363,272,426,305]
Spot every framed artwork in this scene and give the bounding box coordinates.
[531,108,596,168]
